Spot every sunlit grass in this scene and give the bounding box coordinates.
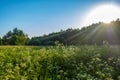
[0,45,120,79]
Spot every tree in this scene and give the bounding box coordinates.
[2,28,29,45]
[0,37,2,45]
[2,35,8,45]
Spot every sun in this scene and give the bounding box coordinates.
[82,4,120,26]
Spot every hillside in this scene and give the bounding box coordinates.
[28,19,120,45]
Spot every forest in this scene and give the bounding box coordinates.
[0,19,120,46]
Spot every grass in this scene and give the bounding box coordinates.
[0,44,120,80]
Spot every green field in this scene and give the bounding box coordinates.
[0,45,120,80]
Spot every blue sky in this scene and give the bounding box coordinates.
[0,0,120,37]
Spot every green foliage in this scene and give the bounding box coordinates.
[0,37,2,45]
[1,19,120,46]
[27,19,120,45]
[2,28,29,45]
[0,45,120,79]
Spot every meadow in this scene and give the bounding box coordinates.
[0,44,120,80]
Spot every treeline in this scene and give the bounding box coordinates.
[0,19,120,45]
[0,28,29,45]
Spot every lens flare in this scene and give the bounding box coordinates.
[82,4,120,26]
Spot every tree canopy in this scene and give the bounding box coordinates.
[27,19,120,45]
[0,19,120,45]
[2,28,29,45]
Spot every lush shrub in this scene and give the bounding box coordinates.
[0,45,120,80]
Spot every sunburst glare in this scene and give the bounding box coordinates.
[82,4,120,27]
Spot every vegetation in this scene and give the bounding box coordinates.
[27,19,120,45]
[0,44,120,80]
[1,28,29,45]
[0,19,120,79]
[0,19,120,46]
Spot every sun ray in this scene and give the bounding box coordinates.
[82,4,120,27]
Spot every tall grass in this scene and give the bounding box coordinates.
[0,44,120,80]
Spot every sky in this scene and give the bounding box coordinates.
[0,0,120,37]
